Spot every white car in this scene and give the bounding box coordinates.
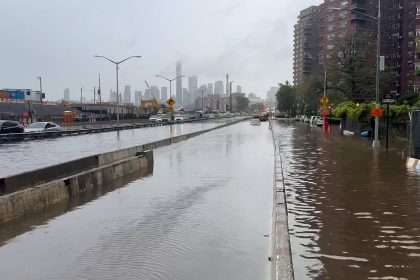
[25,122,61,133]
[316,117,324,126]
[174,114,184,122]
[149,115,159,122]
[156,114,171,123]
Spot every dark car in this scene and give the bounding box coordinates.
[0,120,24,134]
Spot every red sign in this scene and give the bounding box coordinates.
[371,108,384,117]
[320,111,329,117]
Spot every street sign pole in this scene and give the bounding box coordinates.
[381,93,394,150]
[386,103,390,150]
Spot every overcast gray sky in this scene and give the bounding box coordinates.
[0,0,321,101]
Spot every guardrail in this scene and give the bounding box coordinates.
[0,117,228,143]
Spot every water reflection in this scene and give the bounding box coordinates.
[0,119,239,177]
[0,121,272,280]
[273,120,420,279]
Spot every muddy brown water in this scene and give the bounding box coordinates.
[272,120,420,280]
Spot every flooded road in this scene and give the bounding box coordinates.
[0,118,241,177]
[0,121,273,280]
[272,120,420,280]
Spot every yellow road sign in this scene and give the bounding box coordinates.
[167,97,176,107]
[321,104,328,111]
[320,97,330,104]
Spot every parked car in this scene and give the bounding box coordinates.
[149,115,159,122]
[174,114,184,122]
[310,116,318,125]
[303,116,311,123]
[25,122,61,133]
[0,120,24,134]
[316,117,324,126]
[75,113,89,122]
[156,114,171,123]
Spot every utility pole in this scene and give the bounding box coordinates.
[80,87,83,105]
[98,74,102,121]
[38,76,43,104]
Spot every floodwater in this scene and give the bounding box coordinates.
[0,118,241,177]
[272,120,420,280]
[0,121,273,280]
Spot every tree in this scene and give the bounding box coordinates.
[276,81,296,115]
[235,96,249,112]
[326,32,376,103]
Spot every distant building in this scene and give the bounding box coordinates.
[188,76,197,102]
[183,88,190,106]
[214,80,224,95]
[236,85,242,93]
[247,92,262,105]
[123,85,131,104]
[134,90,142,105]
[109,90,117,103]
[63,88,70,102]
[144,88,151,100]
[161,87,168,101]
[266,86,278,102]
[176,61,183,106]
[150,86,160,100]
[207,83,214,95]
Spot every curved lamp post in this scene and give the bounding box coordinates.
[155,75,185,99]
[94,55,141,126]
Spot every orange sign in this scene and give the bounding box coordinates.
[371,108,384,117]
[320,97,330,104]
[320,111,329,117]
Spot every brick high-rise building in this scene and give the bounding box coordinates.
[293,6,321,86]
[415,1,420,93]
[295,0,417,96]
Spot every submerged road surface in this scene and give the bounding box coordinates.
[273,120,420,280]
[0,121,274,280]
[0,118,242,177]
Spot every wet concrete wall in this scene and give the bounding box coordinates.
[0,151,152,223]
[0,118,247,223]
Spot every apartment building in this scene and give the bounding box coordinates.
[414,0,420,92]
[294,0,417,96]
[293,6,321,86]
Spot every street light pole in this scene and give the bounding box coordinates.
[373,0,381,149]
[37,76,43,104]
[155,75,185,99]
[201,88,206,116]
[94,55,141,126]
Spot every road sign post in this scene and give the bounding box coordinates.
[382,94,395,150]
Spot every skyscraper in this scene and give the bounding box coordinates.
[207,83,214,95]
[176,61,183,106]
[123,85,131,104]
[144,88,151,100]
[109,90,117,103]
[183,88,190,106]
[150,86,160,100]
[134,90,142,105]
[161,87,168,101]
[188,76,198,103]
[63,88,70,102]
[214,81,224,95]
[236,85,242,93]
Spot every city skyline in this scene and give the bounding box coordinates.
[0,0,322,101]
